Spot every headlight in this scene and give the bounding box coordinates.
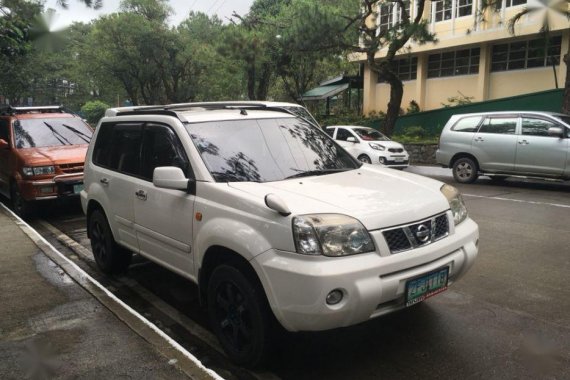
[441,184,468,225]
[369,143,385,151]
[292,214,375,256]
[22,166,55,177]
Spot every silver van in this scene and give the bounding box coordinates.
[436,111,570,183]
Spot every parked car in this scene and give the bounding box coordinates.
[325,125,410,168]
[0,106,93,217]
[436,111,570,183]
[82,102,478,366]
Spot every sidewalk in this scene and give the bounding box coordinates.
[0,205,216,379]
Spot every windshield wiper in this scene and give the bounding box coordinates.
[44,122,71,145]
[62,123,91,143]
[285,168,352,179]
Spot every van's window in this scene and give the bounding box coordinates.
[186,118,359,182]
[325,128,335,137]
[521,118,558,137]
[479,117,517,134]
[93,123,142,176]
[14,117,93,148]
[451,116,482,132]
[140,124,190,181]
[0,120,10,143]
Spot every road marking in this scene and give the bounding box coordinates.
[37,218,281,380]
[463,193,570,209]
[0,204,224,380]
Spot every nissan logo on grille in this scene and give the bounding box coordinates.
[415,224,431,243]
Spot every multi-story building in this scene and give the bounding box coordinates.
[356,0,570,114]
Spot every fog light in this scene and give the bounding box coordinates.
[379,157,386,164]
[40,186,55,194]
[326,289,343,305]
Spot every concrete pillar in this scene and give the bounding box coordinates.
[477,43,491,101]
[363,64,378,115]
[415,53,427,110]
[557,29,570,88]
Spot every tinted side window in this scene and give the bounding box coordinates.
[140,124,190,181]
[325,128,335,137]
[451,116,482,132]
[93,123,143,176]
[521,118,557,137]
[479,117,517,134]
[0,119,10,143]
[336,128,354,141]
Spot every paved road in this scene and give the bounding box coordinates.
[26,168,570,379]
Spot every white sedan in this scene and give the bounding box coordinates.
[326,125,410,168]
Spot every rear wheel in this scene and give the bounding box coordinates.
[358,154,372,164]
[88,209,132,274]
[207,264,272,367]
[452,157,479,184]
[10,182,33,218]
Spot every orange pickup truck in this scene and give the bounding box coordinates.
[0,106,93,217]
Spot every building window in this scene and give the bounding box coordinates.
[491,36,562,72]
[376,57,418,82]
[498,0,526,9]
[432,0,472,22]
[427,48,480,78]
[378,1,411,32]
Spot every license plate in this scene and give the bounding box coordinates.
[394,157,405,162]
[73,184,84,194]
[405,267,449,307]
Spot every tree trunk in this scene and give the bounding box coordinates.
[383,72,404,136]
[563,53,570,114]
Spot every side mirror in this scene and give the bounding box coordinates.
[347,136,358,143]
[0,139,8,149]
[153,167,190,191]
[548,127,564,138]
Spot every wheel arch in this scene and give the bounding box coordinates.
[450,153,480,170]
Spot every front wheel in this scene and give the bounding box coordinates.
[452,157,479,184]
[10,182,33,218]
[88,209,132,274]
[207,265,272,367]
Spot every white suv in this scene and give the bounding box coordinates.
[81,102,479,366]
[326,125,410,168]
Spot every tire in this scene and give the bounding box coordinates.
[207,264,272,367]
[10,182,33,218]
[88,209,132,274]
[452,157,479,184]
[358,154,372,164]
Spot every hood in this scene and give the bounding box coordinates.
[229,166,450,230]
[16,145,88,166]
[369,140,405,150]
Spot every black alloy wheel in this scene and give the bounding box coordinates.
[88,209,131,274]
[207,264,271,367]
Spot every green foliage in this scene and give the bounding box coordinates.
[317,111,384,130]
[392,126,438,144]
[441,92,475,108]
[81,100,110,126]
[407,100,420,114]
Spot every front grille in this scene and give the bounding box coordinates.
[382,213,450,254]
[388,148,404,153]
[59,163,84,173]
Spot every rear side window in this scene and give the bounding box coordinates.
[325,128,335,137]
[93,123,143,176]
[479,117,517,135]
[451,116,482,132]
[0,119,10,143]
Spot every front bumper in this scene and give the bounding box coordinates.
[376,154,410,168]
[251,217,478,332]
[19,173,84,201]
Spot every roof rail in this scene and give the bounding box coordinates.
[0,105,66,116]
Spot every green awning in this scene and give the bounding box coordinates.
[300,83,350,101]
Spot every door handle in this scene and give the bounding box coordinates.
[100,178,109,185]
[518,140,529,145]
[474,137,484,142]
[135,189,147,201]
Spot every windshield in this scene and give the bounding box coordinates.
[352,128,389,141]
[554,115,570,127]
[14,117,93,149]
[186,118,359,182]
